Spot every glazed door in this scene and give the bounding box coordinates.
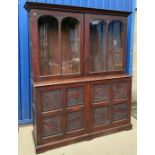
[85,14,127,76]
[30,9,84,81]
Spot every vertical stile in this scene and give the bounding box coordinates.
[58,18,62,77]
[105,20,109,72]
[62,87,67,135]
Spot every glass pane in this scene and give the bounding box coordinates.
[38,16,60,76]
[89,20,106,73]
[61,17,80,75]
[108,21,123,71]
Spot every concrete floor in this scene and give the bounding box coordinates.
[132,102,137,119]
[19,117,136,155]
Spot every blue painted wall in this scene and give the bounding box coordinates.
[18,0,136,124]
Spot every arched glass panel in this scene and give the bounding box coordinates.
[61,17,80,75]
[108,20,123,71]
[38,16,59,76]
[89,20,106,73]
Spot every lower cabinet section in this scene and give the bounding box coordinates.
[33,76,132,153]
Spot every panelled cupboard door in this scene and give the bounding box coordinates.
[35,83,88,144]
[35,85,64,145]
[64,83,88,138]
[90,80,111,131]
[85,14,127,76]
[90,78,131,131]
[111,78,131,126]
[29,9,84,81]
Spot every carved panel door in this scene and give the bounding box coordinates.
[90,80,111,131]
[111,78,131,125]
[30,9,84,81]
[35,83,87,144]
[90,78,131,131]
[64,83,88,137]
[36,85,64,145]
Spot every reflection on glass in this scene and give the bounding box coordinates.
[38,16,60,76]
[61,17,80,75]
[89,20,106,73]
[108,20,123,71]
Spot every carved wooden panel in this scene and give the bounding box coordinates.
[67,87,84,107]
[67,111,83,131]
[112,103,127,121]
[41,90,61,112]
[93,106,109,125]
[42,115,62,137]
[112,82,128,100]
[93,84,110,103]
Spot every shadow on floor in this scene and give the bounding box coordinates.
[132,102,137,119]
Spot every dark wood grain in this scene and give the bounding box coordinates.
[25,2,131,17]
[26,2,132,153]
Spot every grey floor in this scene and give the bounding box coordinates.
[132,102,137,119]
[19,117,137,155]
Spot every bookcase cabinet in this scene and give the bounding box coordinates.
[25,2,132,153]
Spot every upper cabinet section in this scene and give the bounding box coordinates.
[85,14,127,76]
[26,3,130,81]
[29,9,84,81]
[38,15,81,77]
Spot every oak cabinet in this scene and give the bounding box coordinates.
[25,2,132,153]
